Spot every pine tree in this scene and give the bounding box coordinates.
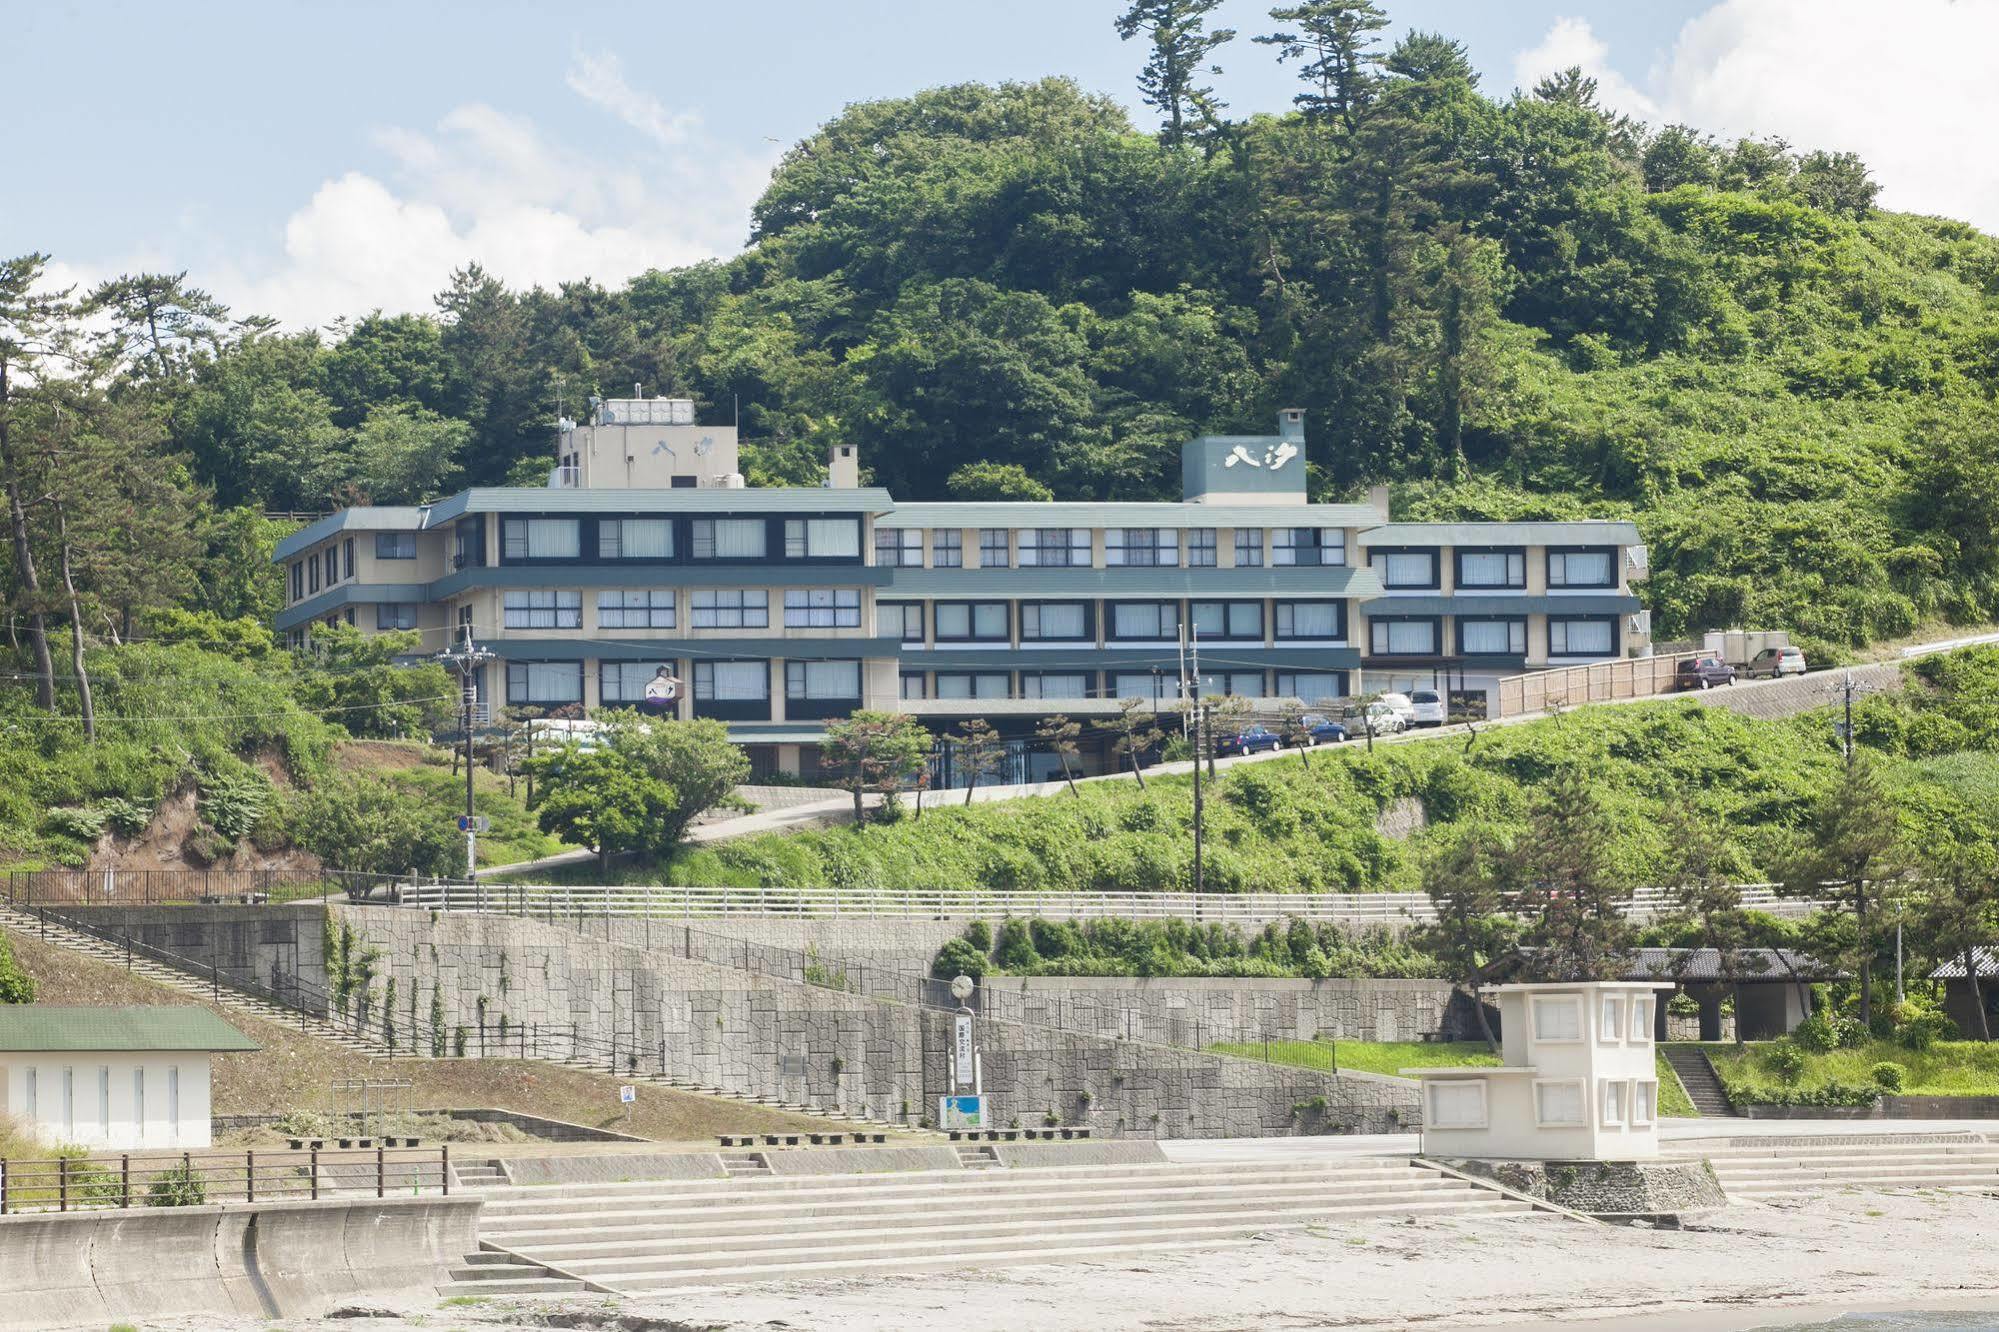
[1114,0,1236,147]
[1512,768,1635,981]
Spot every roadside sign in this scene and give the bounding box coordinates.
[940,1094,985,1130]
[456,814,491,833]
[953,1014,975,1087]
[619,1085,636,1104]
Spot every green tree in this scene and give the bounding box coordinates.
[1914,839,1999,1041]
[1512,768,1635,981]
[293,624,456,739]
[288,773,460,876]
[1254,1,1389,131]
[822,709,934,824]
[345,403,469,504]
[0,931,36,1003]
[1114,0,1235,146]
[523,744,678,874]
[1778,759,1908,1027]
[1657,801,1762,1044]
[1036,714,1084,794]
[1093,699,1163,789]
[950,718,1007,804]
[944,461,1055,502]
[599,713,751,846]
[1415,824,1518,1050]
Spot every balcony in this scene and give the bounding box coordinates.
[549,464,581,489]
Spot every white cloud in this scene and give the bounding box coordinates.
[210,57,773,330]
[1514,2,1999,232]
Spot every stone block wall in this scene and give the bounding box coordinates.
[62,905,327,1009]
[979,975,1478,1045]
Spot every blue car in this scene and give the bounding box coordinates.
[1302,713,1350,744]
[1214,724,1283,757]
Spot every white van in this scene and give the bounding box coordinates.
[1407,688,1447,727]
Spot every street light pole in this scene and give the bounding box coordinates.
[438,627,496,880]
[1189,625,1204,896]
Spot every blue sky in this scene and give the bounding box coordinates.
[8,1,1989,327]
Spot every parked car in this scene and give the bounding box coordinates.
[1213,724,1283,757]
[1349,702,1408,735]
[1676,655,1737,690]
[1407,689,1448,727]
[1374,692,1417,724]
[1301,712,1350,744]
[1746,645,1808,678]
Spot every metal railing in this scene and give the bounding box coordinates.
[0,1145,450,1214]
[5,868,398,909]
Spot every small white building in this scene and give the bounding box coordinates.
[1406,982,1671,1160]
[0,1006,257,1150]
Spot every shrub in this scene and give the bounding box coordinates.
[1667,992,1700,1018]
[1765,1042,1808,1085]
[993,918,1039,971]
[1732,1082,1879,1108]
[1791,1012,1868,1053]
[931,938,986,981]
[97,797,152,838]
[1890,1003,1956,1052]
[1869,1061,1906,1092]
[146,1161,207,1207]
[42,806,106,842]
[963,921,993,952]
[196,766,272,841]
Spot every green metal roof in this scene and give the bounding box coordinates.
[1359,521,1642,547]
[427,487,895,522]
[274,507,430,560]
[1362,594,1643,616]
[0,1006,258,1053]
[880,501,1380,529]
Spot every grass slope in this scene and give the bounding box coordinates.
[1707,1040,1999,1100]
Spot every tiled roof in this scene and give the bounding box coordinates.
[0,1006,258,1053]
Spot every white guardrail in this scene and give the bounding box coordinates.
[393,882,1812,924]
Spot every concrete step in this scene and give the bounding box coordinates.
[1698,1145,1999,1164]
[1708,1157,1999,1178]
[435,1276,587,1296]
[1717,1169,1999,1190]
[619,1236,1267,1291]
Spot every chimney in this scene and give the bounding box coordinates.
[1277,407,1306,443]
[826,443,860,489]
[1368,484,1391,520]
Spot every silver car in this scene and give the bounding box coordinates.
[1746,646,1807,678]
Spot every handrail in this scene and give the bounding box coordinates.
[0,1145,450,1214]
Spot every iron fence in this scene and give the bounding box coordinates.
[0,1145,450,1214]
[4,868,400,908]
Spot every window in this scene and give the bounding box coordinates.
[342,538,355,580]
[167,1065,179,1142]
[375,531,417,560]
[133,1068,144,1136]
[1275,600,1342,640]
[1233,529,1263,567]
[598,590,675,629]
[979,528,1010,568]
[375,603,419,631]
[1109,601,1179,641]
[784,517,860,559]
[1457,548,1525,589]
[1534,1080,1585,1127]
[1276,672,1344,704]
[1459,618,1527,656]
[1426,1080,1487,1130]
[1112,672,1176,704]
[933,529,963,568]
[1197,670,1267,698]
[503,590,582,629]
[1190,601,1262,640]
[935,672,1011,699]
[454,519,483,569]
[601,661,674,704]
[308,557,320,595]
[1601,1079,1626,1127]
[879,601,924,644]
[875,527,923,567]
[1186,528,1217,567]
[1631,1080,1656,1125]
[506,661,583,704]
[1020,602,1089,641]
[1548,548,1616,588]
[24,1065,35,1117]
[502,518,581,561]
[1369,618,1439,655]
[1022,673,1091,699]
[1532,995,1583,1042]
[290,562,303,603]
[1370,548,1438,588]
[692,518,767,560]
[1599,995,1625,1043]
[1018,528,1090,567]
[899,671,928,701]
[1550,618,1616,656]
[324,548,338,586]
[691,589,769,629]
[1106,528,1176,567]
[934,602,1009,642]
[1274,528,1346,567]
[62,1066,74,1135]
[784,588,862,628]
[786,660,861,699]
[694,660,769,700]
[1630,997,1655,1042]
[599,519,673,560]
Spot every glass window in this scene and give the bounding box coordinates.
[1275,600,1341,639]
[784,517,860,559]
[879,601,924,643]
[1233,529,1263,567]
[308,557,319,594]
[935,672,1010,699]
[375,603,419,631]
[784,588,862,628]
[502,518,581,561]
[786,660,861,699]
[506,661,583,704]
[375,531,417,559]
[875,527,923,567]
[691,589,770,629]
[1601,1079,1626,1126]
[1535,1080,1585,1126]
[934,602,1008,641]
[1022,673,1090,699]
[1631,997,1655,1042]
[1190,601,1262,640]
[933,529,963,567]
[1371,549,1437,588]
[597,590,675,629]
[290,563,303,602]
[694,660,768,700]
[1110,601,1178,641]
[1599,995,1625,1043]
[132,1067,143,1134]
[1276,672,1343,704]
[899,671,928,700]
[1105,528,1176,567]
[1549,549,1615,587]
[1632,1080,1656,1124]
[1020,602,1088,641]
[1550,618,1615,656]
[1112,672,1174,703]
[1457,549,1525,588]
[1460,618,1527,656]
[1019,528,1090,567]
[1196,670,1267,698]
[602,661,675,703]
[979,529,1010,568]
[1532,996,1583,1042]
[167,1065,179,1140]
[692,518,767,560]
[1274,528,1347,567]
[1370,618,1438,655]
[599,519,673,560]
[503,590,582,629]
[325,548,339,585]
[1186,528,1217,567]
[1427,1081,1486,1129]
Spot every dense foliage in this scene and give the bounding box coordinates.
[931,915,1444,980]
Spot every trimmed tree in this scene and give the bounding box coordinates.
[1036,714,1083,795]
[1778,759,1907,1028]
[952,718,1007,805]
[1415,823,1519,1052]
[1093,699,1163,789]
[822,710,934,826]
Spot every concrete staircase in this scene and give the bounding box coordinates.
[440,1248,587,1297]
[1662,1046,1737,1118]
[469,1157,1547,1292]
[1685,1134,1999,1200]
[451,1159,511,1190]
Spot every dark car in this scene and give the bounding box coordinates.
[1214,724,1283,757]
[1676,655,1737,690]
[1302,712,1350,744]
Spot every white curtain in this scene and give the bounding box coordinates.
[614,519,672,558]
[1379,620,1436,653]
[1028,603,1085,638]
[1283,602,1337,637]
[1376,552,1431,586]
[1113,603,1172,638]
[1552,619,1613,654]
[707,661,767,699]
[794,660,860,698]
[711,519,766,559]
[1552,551,1612,586]
[1459,551,1513,585]
[806,519,860,557]
[1460,620,1516,654]
[1024,674,1088,699]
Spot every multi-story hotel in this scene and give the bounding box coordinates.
[274,399,1647,781]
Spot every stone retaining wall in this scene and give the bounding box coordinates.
[59,904,327,1009]
[980,975,1478,1044]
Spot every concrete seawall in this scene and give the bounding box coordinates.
[0,1194,480,1329]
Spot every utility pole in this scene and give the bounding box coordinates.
[1843,668,1855,771]
[1189,625,1204,896]
[438,626,496,880]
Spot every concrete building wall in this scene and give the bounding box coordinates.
[60,905,327,1005]
[0,1053,213,1149]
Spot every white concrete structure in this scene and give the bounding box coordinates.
[0,1006,256,1149]
[1406,982,1671,1160]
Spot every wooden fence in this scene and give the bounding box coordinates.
[1495,651,1701,718]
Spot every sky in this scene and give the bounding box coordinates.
[8,0,1996,330]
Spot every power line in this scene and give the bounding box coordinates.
[0,692,459,727]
